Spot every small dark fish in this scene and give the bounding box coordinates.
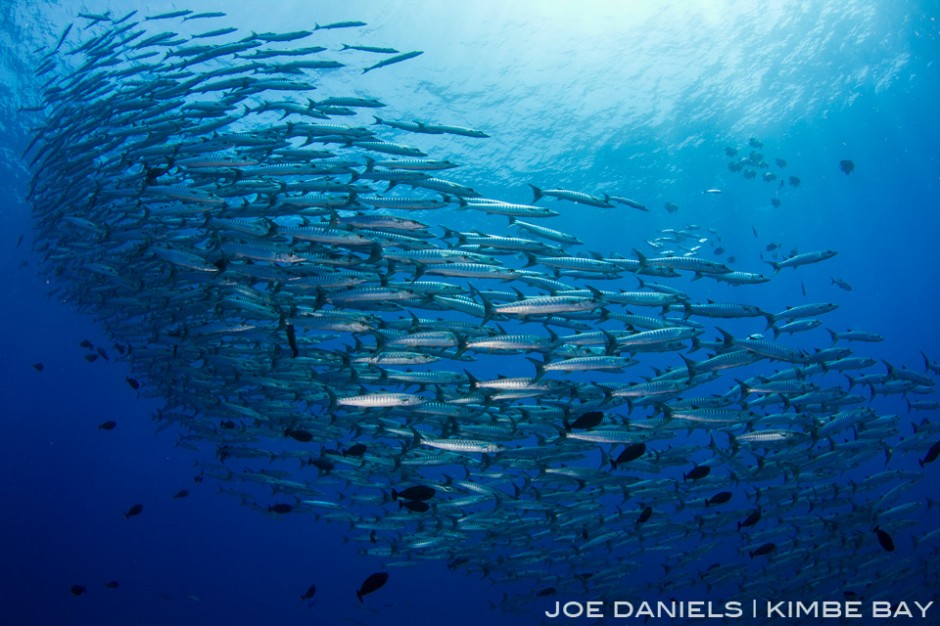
[636,505,653,524]
[873,525,895,552]
[801,282,807,296]
[399,500,430,512]
[750,542,776,558]
[752,226,759,238]
[831,277,853,291]
[770,198,781,208]
[98,420,117,430]
[684,465,710,481]
[123,503,143,519]
[300,584,317,601]
[536,587,557,597]
[611,443,646,469]
[125,377,140,390]
[714,246,725,255]
[724,146,738,157]
[705,491,732,507]
[737,508,761,531]
[356,572,389,603]
[748,138,763,148]
[96,347,109,360]
[285,428,313,443]
[173,489,189,499]
[220,420,236,430]
[789,176,801,187]
[104,580,119,589]
[16,233,23,248]
[193,474,204,484]
[84,353,99,362]
[920,441,940,467]
[564,410,603,431]
[80,339,93,349]
[114,343,127,355]
[369,530,376,544]
[391,485,436,501]
[664,202,679,214]
[844,591,859,600]
[775,158,787,168]
[839,159,855,175]
[343,443,367,457]
[32,362,44,372]
[70,584,87,596]
[286,323,299,358]
[308,458,334,473]
[268,503,293,514]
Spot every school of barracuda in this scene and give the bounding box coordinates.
[24,8,940,618]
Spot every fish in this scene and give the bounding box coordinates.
[920,441,940,468]
[97,420,117,430]
[21,13,940,613]
[356,572,389,602]
[391,485,436,501]
[32,363,44,372]
[104,581,119,589]
[173,489,189,499]
[873,525,895,552]
[684,465,711,481]
[70,585,87,596]
[610,443,646,469]
[300,584,316,601]
[123,503,143,519]
[528,184,612,208]
[749,543,776,558]
[839,159,855,175]
[362,50,423,73]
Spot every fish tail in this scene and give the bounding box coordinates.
[527,183,543,203]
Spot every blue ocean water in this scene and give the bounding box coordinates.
[1,1,939,625]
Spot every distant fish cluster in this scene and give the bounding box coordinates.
[25,9,939,612]
[725,138,801,208]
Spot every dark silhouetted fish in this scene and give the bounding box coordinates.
[839,159,855,175]
[705,491,732,507]
[611,443,646,469]
[173,489,189,499]
[564,410,604,431]
[356,572,389,602]
[391,485,435,501]
[32,363,44,372]
[268,503,293,514]
[104,580,119,589]
[684,465,711,481]
[343,443,367,457]
[300,584,316,601]
[70,584,86,596]
[919,441,940,468]
[123,503,143,519]
[125,377,140,390]
[636,505,653,524]
[738,509,762,531]
[97,420,117,430]
[873,526,895,552]
[399,500,430,512]
[750,543,776,558]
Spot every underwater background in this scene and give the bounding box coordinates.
[1,1,939,625]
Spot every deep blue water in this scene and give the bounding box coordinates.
[1,2,939,625]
